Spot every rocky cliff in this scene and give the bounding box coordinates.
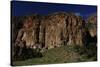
[86,14,97,37]
[11,12,97,50]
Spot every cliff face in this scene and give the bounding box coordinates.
[39,12,86,49]
[11,12,96,49]
[86,14,97,37]
[12,15,41,48]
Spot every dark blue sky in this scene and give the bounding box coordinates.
[11,1,97,19]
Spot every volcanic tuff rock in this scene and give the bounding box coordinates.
[12,12,93,49]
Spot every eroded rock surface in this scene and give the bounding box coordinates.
[12,12,96,50]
